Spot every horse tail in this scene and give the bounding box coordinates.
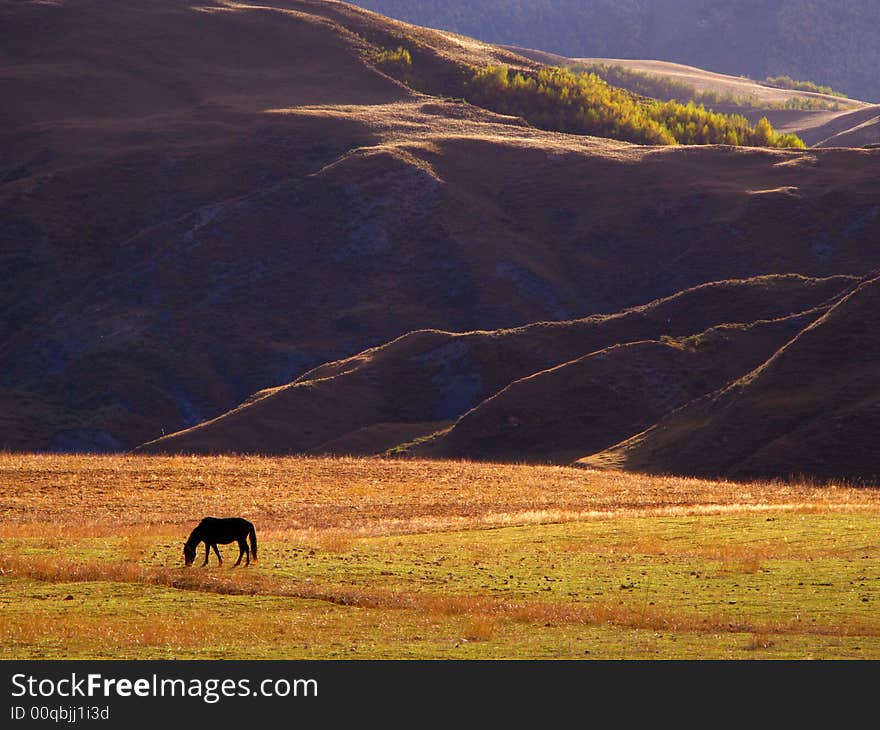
[248,523,258,562]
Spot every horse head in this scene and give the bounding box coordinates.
[183,542,196,567]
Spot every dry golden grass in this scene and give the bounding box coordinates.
[2,453,876,539]
[4,454,880,658]
[0,605,320,652]
[462,616,498,642]
[0,612,216,649]
[745,633,775,651]
[313,531,358,554]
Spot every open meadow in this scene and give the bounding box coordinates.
[2,454,880,659]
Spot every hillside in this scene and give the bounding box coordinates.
[508,55,880,148]
[814,116,880,149]
[3,0,880,479]
[0,0,538,451]
[579,275,880,482]
[137,275,855,456]
[408,309,833,464]
[349,1,880,102]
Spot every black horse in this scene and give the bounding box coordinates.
[183,517,257,567]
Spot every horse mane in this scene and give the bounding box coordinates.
[184,522,204,548]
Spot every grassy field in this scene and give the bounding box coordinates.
[2,454,880,659]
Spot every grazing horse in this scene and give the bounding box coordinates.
[183,517,257,567]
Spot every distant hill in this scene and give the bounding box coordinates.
[349,1,880,103]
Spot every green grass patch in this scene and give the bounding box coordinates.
[3,510,880,658]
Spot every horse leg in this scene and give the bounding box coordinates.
[212,544,222,565]
[202,543,209,567]
[234,539,245,567]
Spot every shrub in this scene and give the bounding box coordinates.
[764,74,848,98]
[372,45,412,70]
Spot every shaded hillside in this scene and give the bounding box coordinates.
[579,276,880,482]
[137,275,854,455]
[4,0,880,453]
[408,309,829,464]
[350,0,880,102]
[0,0,534,451]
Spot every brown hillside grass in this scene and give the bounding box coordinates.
[582,275,880,482]
[141,274,855,460]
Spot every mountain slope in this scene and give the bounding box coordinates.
[0,0,539,450]
[136,275,854,455]
[408,309,831,464]
[4,0,880,455]
[579,276,880,482]
[814,116,880,149]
